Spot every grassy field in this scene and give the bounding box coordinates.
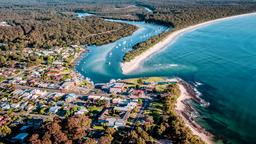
[123,77,166,85]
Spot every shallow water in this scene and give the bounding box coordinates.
[76,20,169,82]
[76,14,256,143]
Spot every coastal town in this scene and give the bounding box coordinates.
[0,50,198,143]
[0,6,212,144]
[0,42,209,143]
[2,0,255,143]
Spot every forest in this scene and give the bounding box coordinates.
[0,9,137,49]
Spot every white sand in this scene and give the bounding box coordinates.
[176,84,213,144]
[121,12,256,74]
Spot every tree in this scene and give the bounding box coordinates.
[47,56,54,65]
[137,137,146,144]
[84,138,97,144]
[39,108,45,115]
[0,56,6,66]
[137,79,143,84]
[65,115,91,141]
[105,127,115,135]
[98,135,113,144]
[157,123,166,136]
[130,130,138,139]
[0,125,11,137]
[29,134,42,144]
[165,84,180,96]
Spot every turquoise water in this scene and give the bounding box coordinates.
[76,14,256,143]
[141,15,256,143]
[76,20,169,82]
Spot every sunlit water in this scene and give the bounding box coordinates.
[76,14,256,143]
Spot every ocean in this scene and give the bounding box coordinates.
[76,14,256,143]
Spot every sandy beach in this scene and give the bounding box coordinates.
[121,12,256,74]
[176,83,213,144]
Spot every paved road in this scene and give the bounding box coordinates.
[5,84,91,96]
[1,111,53,120]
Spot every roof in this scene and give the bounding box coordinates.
[88,95,101,99]
[13,133,29,141]
[113,83,125,88]
[49,106,60,113]
[132,90,145,95]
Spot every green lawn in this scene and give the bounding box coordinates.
[0,76,5,82]
[93,125,105,130]
[124,77,166,85]
[88,106,103,112]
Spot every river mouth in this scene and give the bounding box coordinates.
[75,17,170,83]
[76,12,256,143]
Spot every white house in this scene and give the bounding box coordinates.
[49,106,60,114]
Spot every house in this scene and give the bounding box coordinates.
[20,125,30,131]
[20,101,28,110]
[25,104,34,111]
[112,98,124,104]
[75,107,88,115]
[98,108,109,123]
[60,81,75,90]
[127,102,137,109]
[88,95,101,101]
[12,133,29,143]
[64,93,77,102]
[0,21,10,27]
[57,101,64,106]
[130,89,145,99]
[106,117,116,127]
[27,119,43,129]
[1,102,10,110]
[12,89,24,95]
[115,111,130,128]
[109,83,125,94]
[115,119,126,127]
[0,116,7,125]
[114,106,129,112]
[101,83,114,92]
[53,61,64,66]
[49,106,60,114]
[166,78,178,83]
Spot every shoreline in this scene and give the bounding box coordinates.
[121,12,256,74]
[176,82,214,144]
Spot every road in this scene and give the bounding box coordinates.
[1,111,53,121]
[130,99,149,130]
[12,84,91,95]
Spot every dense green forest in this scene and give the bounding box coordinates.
[0,9,137,49]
